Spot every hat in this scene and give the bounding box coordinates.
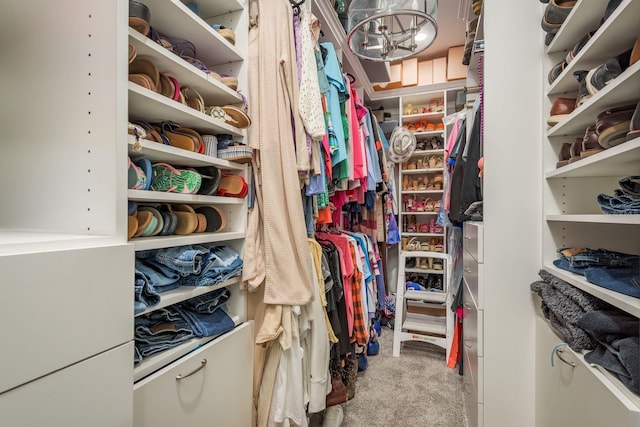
[387,126,416,163]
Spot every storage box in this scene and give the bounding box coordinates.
[432,57,447,83]
[447,45,466,81]
[418,60,433,86]
[406,300,446,317]
[373,62,403,91]
[401,57,418,87]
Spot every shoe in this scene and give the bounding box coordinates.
[630,36,640,67]
[572,70,591,107]
[547,97,577,126]
[600,0,623,26]
[586,57,623,96]
[556,142,572,168]
[596,104,637,148]
[568,137,584,163]
[627,101,640,141]
[548,60,567,85]
[565,32,594,64]
[580,126,603,158]
[323,406,344,427]
[541,0,577,36]
[151,163,202,194]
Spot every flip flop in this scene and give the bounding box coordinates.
[217,174,247,197]
[158,205,178,236]
[128,157,146,190]
[138,206,164,236]
[135,158,153,190]
[133,210,154,238]
[171,204,198,235]
[222,105,251,129]
[127,215,138,239]
[195,213,207,233]
[194,205,227,232]
[195,166,221,195]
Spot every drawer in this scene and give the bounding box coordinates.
[463,251,483,309]
[463,346,479,427]
[0,342,133,427]
[535,316,640,426]
[463,278,483,358]
[134,321,254,427]
[463,221,483,263]
[0,244,133,393]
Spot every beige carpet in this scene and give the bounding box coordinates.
[340,326,466,427]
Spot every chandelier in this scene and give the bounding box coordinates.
[347,0,438,62]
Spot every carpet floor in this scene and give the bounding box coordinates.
[340,326,466,427]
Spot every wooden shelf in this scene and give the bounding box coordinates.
[402,111,445,121]
[547,0,640,97]
[402,232,445,237]
[400,190,444,194]
[401,211,439,215]
[401,168,444,174]
[135,276,241,317]
[127,136,244,170]
[544,264,640,318]
[411,149,445,155]
[131,230,245,251]
[404,268,445,275]
[139,0,243,67]
[128,82,245,137]
[547,61,640,138]
[545,137,640,178]
[128,29,241,106]
[128,190,245,205]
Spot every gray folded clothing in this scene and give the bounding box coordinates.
[531,270,608,351]
[578,310,640,394]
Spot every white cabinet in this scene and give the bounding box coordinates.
[134,322,253,427]
[462,221,484,427]
[535,316,640,427]
[0,343,134,427]
[126,1,253,425]
[537,0,640,424]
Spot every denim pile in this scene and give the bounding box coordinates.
[597,176,640,215]
[134,287,234,363]
[554,247,640,298]
[134,244,243,312]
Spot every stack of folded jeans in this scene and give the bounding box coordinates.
[597,176,640,214]
[577,309,639,394]
[530,270,608,350]
[553,247,640,298]
[134,287,235,363]
[133,244,243,312]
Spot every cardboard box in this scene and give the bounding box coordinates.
[432,57,447,83]
[447,45,466,81]
[418,60,433,86]
[407,301,446,317]
[373,62,403,91]
[401,57,418,87]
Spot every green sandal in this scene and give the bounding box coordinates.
[151,163,202,194]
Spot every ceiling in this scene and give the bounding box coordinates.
[411,0,468,61]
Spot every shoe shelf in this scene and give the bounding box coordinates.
[127,136,244,170]
[186,0,245,19]
[543,264,640,318]
[401,318,446,335]
[402,112,445,121]
[128,82,245,136]
[140,0,243,66]
[546,214,640,225]
[133,317,246,382]
[404,268,445,276]
[546,136,640,178]
[404,289,447,302]
[403,232,445,237]
[128,29,241,106]
[128,189,245,205]
[402,168,444,174]
[401,190,444,194]
[130,230,244,251]
[545,0,609,55]
[413,149,445,155]
[547,61,640,137]
[411,130,444,138]
[547,0,640,97]
[401,211,439,215]
[135,276,241,318]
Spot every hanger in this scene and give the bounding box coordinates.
[346,73,356,84]
[289,0,304,16]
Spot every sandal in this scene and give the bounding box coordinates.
[435,156,444,168]
[425,122,435,132]
[151,163,202,194]
[128,156,147,190]
[424,198,434,212]
[428,155,437,169]
[171,204,199,235]
[217,174,248,198]
[435,122,444,131]
[432,175,443,190]
[181,86,205,113]
[194,205,227,232]
[407,215,417,232]
[433,199,441,212]
[405,237,419,251]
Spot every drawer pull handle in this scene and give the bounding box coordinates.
[176,359,207,380]
[555,348,575,368]
[464,339,472,348]
[464,268,472,273]
[464,235,471,240]
[463,303,473,311]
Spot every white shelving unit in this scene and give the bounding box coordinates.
[539,0,640,425]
